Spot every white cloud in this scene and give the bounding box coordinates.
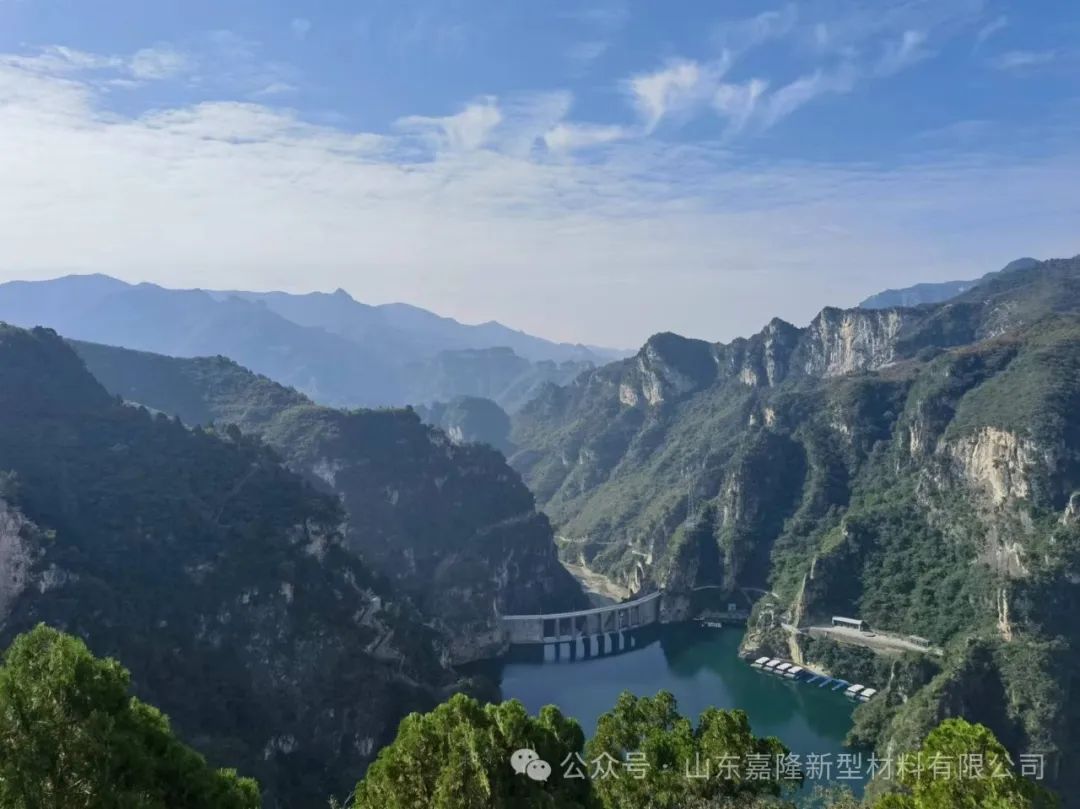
[397,97,503,151]
[290,18,313,39]
[567,40,609,69]
[989,50,1057,71]
[713,78,770,135]
[975,15,1008,47]
[2,45,123,74]
[714,5,798,53]
[627,57,732,132]
[875,30,930,76]
[761,65,858,127]
[543,122,628,152]
[0,45,1078,348]
[251,81,297,99]
[129,45,193,80]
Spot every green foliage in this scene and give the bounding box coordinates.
[352,694,593,809]
[0,325,446,807]
[585,691,792,809]
[74,338,588,625]
[0,625,259,809]
[868,719,1058,809]
[354,691,796,809]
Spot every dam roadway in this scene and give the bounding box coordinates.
[499,590,663,645]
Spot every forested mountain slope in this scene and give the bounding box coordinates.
[510,256,1080,803]
[73,340,587,660]
[858,256,1040,309]
[0,325,450,808]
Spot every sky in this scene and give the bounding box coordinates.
[0,0,1078,349]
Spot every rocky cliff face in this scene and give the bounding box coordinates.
[800,307,908,376]
[944,426,1048,505]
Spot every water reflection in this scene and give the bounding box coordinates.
[471,623,864,798]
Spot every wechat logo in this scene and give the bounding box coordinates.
[510,748,552,782]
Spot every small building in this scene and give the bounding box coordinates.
[751,656,770,668]
[832,616,866,632]
[845,684,865,698]
[775,662,792,674]
[785,665,804,679]
[763,659,780,670]
[858,688,878,702]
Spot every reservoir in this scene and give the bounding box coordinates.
[479,623,863,797]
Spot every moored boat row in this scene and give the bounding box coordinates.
[748,655,876,699]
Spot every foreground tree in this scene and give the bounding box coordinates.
[0,625,259,809]
[869,718,1058,809]
[352,693,594,809]
[585,691,794,809]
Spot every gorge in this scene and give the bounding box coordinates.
[0,255,1077,807]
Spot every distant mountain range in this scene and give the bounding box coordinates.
[0,274,624,409]
[858,257,1040,309]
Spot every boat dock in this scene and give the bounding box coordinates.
[749,656,876,700]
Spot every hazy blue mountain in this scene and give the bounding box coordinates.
[415,396,515,455]
[858,257,1040,309]
[402,346,593,412]
[0,275,622,410]
[0,276,399,406]
[212,287,622,364]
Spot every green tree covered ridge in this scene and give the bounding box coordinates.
[0,324,453,807]
[71,338,587,655]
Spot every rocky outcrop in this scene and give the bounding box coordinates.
[801,307,908,377]
[944,427,1048,504]
[0,499,38,622]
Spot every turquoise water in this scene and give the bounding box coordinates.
[477,623,863,797]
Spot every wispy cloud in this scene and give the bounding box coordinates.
[875,30,930,76]
[562,3,628,34]
[988,49,1057,71]
[1,40,1078,346]
[290,18,313,39]
[712,78,770,135]
[397,97,503,151]
[713,4,798,54]
[974,15,1008,48]
[130,45,194,80]
[626,57,732,132]
[762,65,858,126]
[566,40,609,72]
[543,122,628,152]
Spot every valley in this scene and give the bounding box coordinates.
[0,255,1077,807]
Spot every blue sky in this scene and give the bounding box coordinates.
[0,0,1078,347]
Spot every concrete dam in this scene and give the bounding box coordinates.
[499,590,663,647]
